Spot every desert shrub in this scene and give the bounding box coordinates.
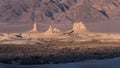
[0,40,120,64]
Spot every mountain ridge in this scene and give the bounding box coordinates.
[0,0,120,24]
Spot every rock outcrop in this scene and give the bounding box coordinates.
[45,25,61,34]
[73,22,88,33]
[28,22,38,32]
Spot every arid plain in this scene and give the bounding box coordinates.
[0,22,120,64]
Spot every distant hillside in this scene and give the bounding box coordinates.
[0,0,120,24]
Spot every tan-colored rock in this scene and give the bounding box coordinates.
[72,22,88,33]
[28,22,38,32]
[45,25,61,34]
[39,25,63,38]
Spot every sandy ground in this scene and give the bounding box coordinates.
[0,57,120,68]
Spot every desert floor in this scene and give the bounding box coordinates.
[0,40,120,65]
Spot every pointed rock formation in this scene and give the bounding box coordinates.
[46,25,54,34]
[45,25,61,34]
[53,28,61,33]
[72,22,88,33]
[28,22,38,32]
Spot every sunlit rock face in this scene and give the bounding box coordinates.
[28,22,38,32]
[72,22,89,33]
[45,25,61,34]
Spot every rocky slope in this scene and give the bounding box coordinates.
[0,0,120,24]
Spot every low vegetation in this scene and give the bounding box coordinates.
[0,40,120,65]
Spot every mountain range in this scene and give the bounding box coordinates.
[0,0,120,32]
